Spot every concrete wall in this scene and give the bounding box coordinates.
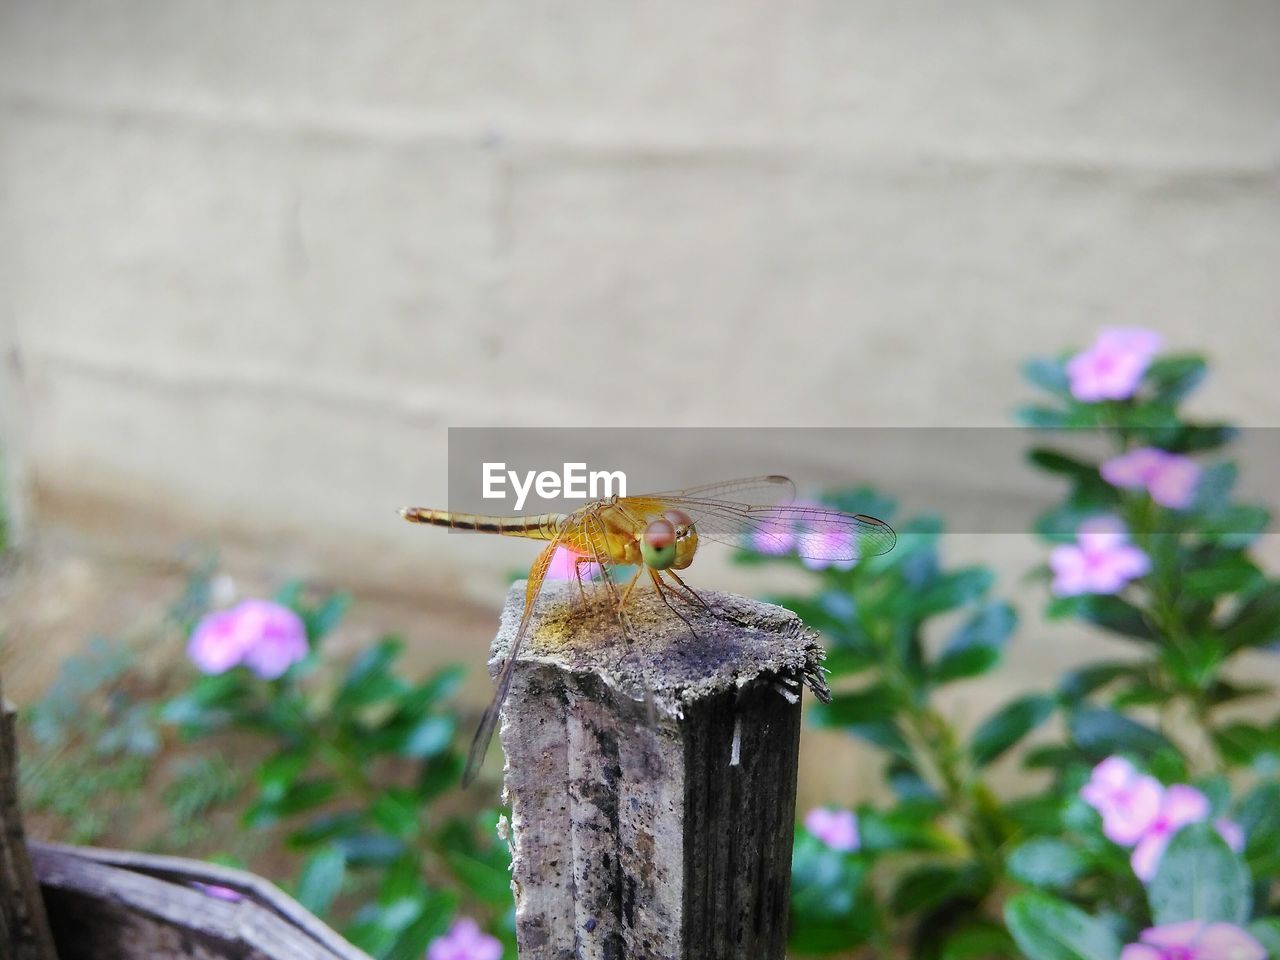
[2,1,1279,601]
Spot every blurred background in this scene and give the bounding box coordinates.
[2,0,1279,829]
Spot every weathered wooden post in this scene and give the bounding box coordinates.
[491,580,829,960]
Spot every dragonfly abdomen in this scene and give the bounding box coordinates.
[399,508,566,540]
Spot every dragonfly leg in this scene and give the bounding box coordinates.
[617,566,643,612]
[597,565,639,643]
[571,556,594,608]
[648,567,698,641]
[663,569,716,615]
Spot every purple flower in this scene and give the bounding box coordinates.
[1080,756,1163,845]
[1102,448,1202,510]
[805,807,860,852]
[1129,794,1243,883]
[427,917,503,960]
[1066,327,1164,402]
[1080,757,1245,883]
[1121,922,1265,960]
[1129,784,1212,881]
[188,608,255,674]
[1049,517,1151,597]
[187,600,308,680]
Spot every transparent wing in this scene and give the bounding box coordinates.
[619,495,894,561]
[463,539,560,787]
[463,514,626,787]
[672,499,896,560]
[641,474,797,507]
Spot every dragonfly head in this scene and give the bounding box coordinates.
[640,510,698,571]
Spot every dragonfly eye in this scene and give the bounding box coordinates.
[664,509,692,528]
[641,519,678,570]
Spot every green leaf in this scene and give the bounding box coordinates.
[917,568,995,617]
[381,891,458,960]
[1029,448,1098,479]
[932,602,1016,684]
[942,922,1018,960]
[1147,822,1251,925]
[1058,662,1132,703]
[1144,355,1207,405]
[245,777,339,827]
[296,845,346,916]
[1198,505,1270,548]
[370,789,421,839]
[856,808,952,854]
[890,864,968,916]
[1183,555,1261,599]
[1023,357,1072,397]
[445,849,514,905]
[1220,584,1280,652]
[1071,595,1157,642]
[788,833,875,953]
[338,637,410,707]
[1007,838,1088,890]
[816,685,899,726]
[1018,405,1073,429]
[1213,723,1280,774]
[305,590,352,640]
[1004,892,1122,960]
[398,715,457,759]
[970,695,1055,767]
[1247,919,1280,958]
[257,749,310,803]
[1069,708,1174,760]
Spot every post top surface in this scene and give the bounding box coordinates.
[491,580,830,710]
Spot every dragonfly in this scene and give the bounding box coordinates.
[401,475,896,786]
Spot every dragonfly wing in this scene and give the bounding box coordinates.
[463,539,560,787]
[639,475,797,507]
[663,499,896,561]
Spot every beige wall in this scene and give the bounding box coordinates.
[2,1,1279,603]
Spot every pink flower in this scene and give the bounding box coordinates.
[1050,517,1151,596]
[1066,327,1164,402]
[1080,757,1163,845]
[545,546,599,581]
[1081,758,1246,883]
[188,608,255,674]
[187,600,308,680]
[1101,448,1202,510]
[427,917,503,960]
[1129,784,1210,881]
[805,807,860,852]
[1129,787,1244,882]
[1121,922,1265,960]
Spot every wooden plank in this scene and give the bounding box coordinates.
[489,581,828,960]
[31,842,372,960]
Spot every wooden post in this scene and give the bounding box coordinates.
[490,580,829,960]
[0,680,60,960]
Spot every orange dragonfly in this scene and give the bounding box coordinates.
[401,475,896,785]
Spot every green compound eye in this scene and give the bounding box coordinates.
[641,519,678,570]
